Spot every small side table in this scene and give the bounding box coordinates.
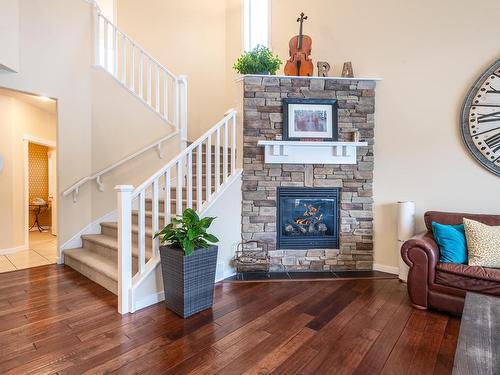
[29,203,49,232]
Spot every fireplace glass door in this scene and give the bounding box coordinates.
[277,187,340,249]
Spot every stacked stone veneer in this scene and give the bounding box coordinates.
[242,76,376,271]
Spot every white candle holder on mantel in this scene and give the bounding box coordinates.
[257,140,368,165]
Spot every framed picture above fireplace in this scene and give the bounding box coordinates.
[283,98,338,141]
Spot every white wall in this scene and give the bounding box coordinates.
[269,0,500,269]
[0,95,56,249]
[0,0,20,72]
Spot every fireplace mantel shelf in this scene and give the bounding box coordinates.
[257,140,368,165]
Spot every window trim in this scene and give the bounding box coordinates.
[243,0,272,52]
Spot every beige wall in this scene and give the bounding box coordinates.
[0,95,56,249]
[269,0,500,268]
[0,0,20,72]
[116,0,229,140]
[0,0,93,250]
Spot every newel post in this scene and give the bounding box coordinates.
[178,75,188,150]
[115,185,134,314]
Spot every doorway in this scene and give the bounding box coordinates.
[0,88,58,272]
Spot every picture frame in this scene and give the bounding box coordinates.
[282,98,338,141]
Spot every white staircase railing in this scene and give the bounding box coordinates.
[115,110,238,314]
[95,10,187,139]
[62,6,188,202]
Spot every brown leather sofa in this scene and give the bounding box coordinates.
[401,211,500,315]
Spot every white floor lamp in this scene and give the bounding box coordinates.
[397,201,415,282]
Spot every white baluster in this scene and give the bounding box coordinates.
[146,59,151,105]
[215,128,220,190]
[94,11,100,66]
[196,144,203,211]
[223,120,228,183]
[113,26,118,75]
[121,34,126,83]
[138,49,143,98]
[138,190,145,274]
[164,169,171,226]
[187,151,193,209]
[179,76,188,150]
[129,43,135,92]
[206,136,212,201]
[103,20,109,71]
[152,179,159,257]
[116,185,133,315]
[174,79,179,131]
[231,113,236,176]
[163,75,168,121]
[176,160,183,216]
[155,65,160,112]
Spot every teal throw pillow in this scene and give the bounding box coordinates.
[431,221,467,264]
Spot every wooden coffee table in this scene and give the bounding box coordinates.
[453,292,500,375]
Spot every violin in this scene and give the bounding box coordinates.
[284,12,313,77]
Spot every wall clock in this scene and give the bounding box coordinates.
[461,58,500,176]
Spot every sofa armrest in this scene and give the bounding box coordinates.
[401,231,439,309]
[401,231,439,270]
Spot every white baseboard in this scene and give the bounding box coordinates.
[134,291,165,311]
[373,263,399,275]
[0,244,27,255]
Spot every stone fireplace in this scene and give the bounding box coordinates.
[241,75,376,271]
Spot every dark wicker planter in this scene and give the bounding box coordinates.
[159,245,218,318]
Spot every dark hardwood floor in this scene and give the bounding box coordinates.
[0,265,460,374]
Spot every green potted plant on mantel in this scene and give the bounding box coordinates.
[233,45,282,75]
[155,208,219,318]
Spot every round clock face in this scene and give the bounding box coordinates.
[461,59,500,176]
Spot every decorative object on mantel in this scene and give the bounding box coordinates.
[341,61,354,78]
[283,98,338,141]
[257,140,368,164]
[352,131,360,142]
[233,240,270,272]
[233,45,282,75]
[284,12,313,77]
[317,61,331,77]
[461,58,500,177]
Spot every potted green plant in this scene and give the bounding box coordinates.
[155,208,219,318]
[233,45,282,75]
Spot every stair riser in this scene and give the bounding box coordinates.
[64,256,118,295]
[100,226,155,249]
[132,213,171,228]
[81,237,143,273]
[144,200,198,212]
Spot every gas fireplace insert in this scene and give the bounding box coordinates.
[276,187,340,250]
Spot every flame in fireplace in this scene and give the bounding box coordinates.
[294,204,323,225]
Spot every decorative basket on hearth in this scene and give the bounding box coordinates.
[233,240,270,273]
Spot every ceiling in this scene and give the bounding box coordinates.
[0,88,57,114]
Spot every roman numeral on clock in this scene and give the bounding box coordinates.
[485,132,500,153]
[477,111,500,123]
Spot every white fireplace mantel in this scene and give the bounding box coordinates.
[257,140,368,165]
